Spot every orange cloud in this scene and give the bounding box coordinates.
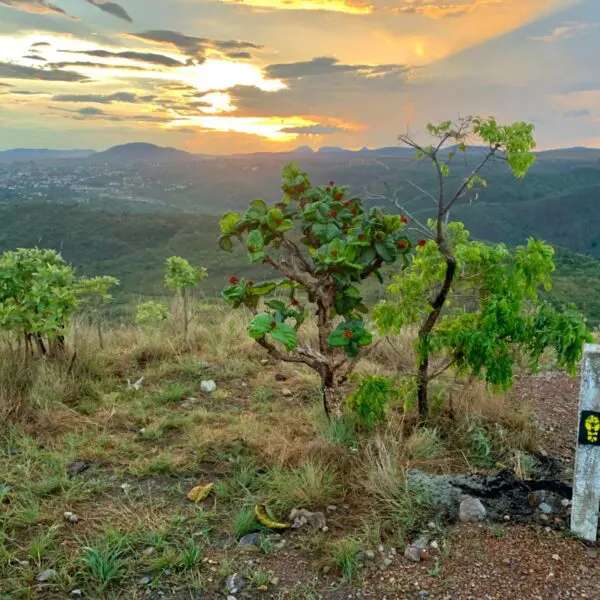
[221,0,372,13]
[393,0,501,19]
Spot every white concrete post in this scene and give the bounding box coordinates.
[571,343,600,541]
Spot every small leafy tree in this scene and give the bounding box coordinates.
[164,256,207,338]
[0,248,79,357]
[77,276,119,349]
[373,116,591,416]
[0,248,119,359]
[219,164,412,419]
[135,301,169,327]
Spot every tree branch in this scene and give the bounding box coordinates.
[443,146,499,216]
[429,356,458,380]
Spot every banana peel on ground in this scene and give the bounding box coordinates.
[254,503,291,531]
[186,482,214,503]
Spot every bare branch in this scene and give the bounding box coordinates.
[429,356,458,380]
[443,146,499,216]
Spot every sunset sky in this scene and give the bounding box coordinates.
[0,0,597,153]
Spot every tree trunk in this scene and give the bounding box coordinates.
[35,333,47,356]
[416,349,429,419]
[183,290,189,340]
[97,322,104,350]
[416,252,457,419]
[322,374,344,421]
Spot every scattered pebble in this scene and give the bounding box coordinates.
[326,505,338,513]
[404,545,422,563]
[322,565,331,574]
[120,483,132,493]
[539,502,552,514]
[138,575,153,585]
[70,590,83,597]
[260,359,269,365]
[225,572,244,594]
[65,460,88,477]
[35,569,57,582]
[382,557,393,568]
[143,547,155,556]
[504,515,511,521]
[365,550,375,560]
[430,541,439,550]
[63,511,79,524]
[257,584,269,592]
[281,388,293,397]
[200,380,217,393]
[238,533,261,546]
[418,592,430,600]
[290,508,326,530]
[270,576,280,586]
[459,496,487,523]
[561,498,571,508]
[540,514,550,522]
[552,554,560,561]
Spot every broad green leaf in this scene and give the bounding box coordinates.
[247,230,265,263]
[220,212,241,234]
[270,322,298,351]
[249,313,275,338]
[266,299,287,311]
[218,235,233,252]
[245,199,268,221]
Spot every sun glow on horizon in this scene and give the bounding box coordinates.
[167,115,320,140]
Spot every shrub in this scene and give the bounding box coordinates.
[220,164,411,419]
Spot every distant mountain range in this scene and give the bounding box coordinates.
[89,142,195,164]
[0,148,95,161]
[1,142,600,163]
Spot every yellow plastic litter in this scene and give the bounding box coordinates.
[186,482,214,503]
[254,503,291,530]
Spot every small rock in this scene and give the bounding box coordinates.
[504,515,511,521]
[139,428,146,434]
[322,526,329,533]
[587,548,598,559]
[412,536,429,550]
[226,573,244,594]
[138,574,153,585]
[275,373,287,381]
[322,565,331,574]
[365,550,375,560]
[281,388,293,397]
[289,508,326,529]
[540,514,549,523]
[459,496,487,523]
[257,585,268,592]
[35,569,57,582]
[65,460,88,476]
[378,544,385,553]
[404,545,423,563]
[228,596,237,600]
[70,590,83,597]
[552,554,560,561]
[260,359,269,365]
[270,576,280,586]
[8,447,22,456]
[63,511,79,523]
[418,592,430,600]
[19,560,30,568]
[238,533,261,546]
[143,547,155,556]
[427,521,436,529]
[539,503,552,515]
[430,541,439,551]
[120,483,132,492]
[382,557,393,568]
[326,505,338,513]
[200,380,217,393]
